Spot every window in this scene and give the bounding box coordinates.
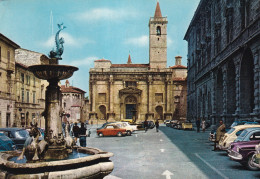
[126,81,137,87]
[7,51,10,63]
[33,77,36,86]
[26,90,29,103]
[155,93,163,103]
[33,91,36,104]
[250,132,260,140]
[21,89,24,102]
[174,96,180,103]
[26,75,30,85]
[21,73,24,84]
[156,26,161,35]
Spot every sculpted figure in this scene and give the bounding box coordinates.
[49,23,66,59]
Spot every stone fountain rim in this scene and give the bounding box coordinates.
[0,147,113,169]
[28,64,79,70]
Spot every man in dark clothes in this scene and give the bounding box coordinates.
[196,118,201,133]
[79,122,87,147]
[144,119,148,133]
[73,122,79,143]
[155,119,159,132]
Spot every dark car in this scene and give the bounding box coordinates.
[0,128,29,149]
[0,133,16,151]
[228,140,260,170]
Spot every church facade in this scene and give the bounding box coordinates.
[89,2,187,122]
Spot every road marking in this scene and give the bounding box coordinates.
[160,139,163,142]
[162,170,173,179]
[195,153,229,179]
[135,134,138,137]
[160,149,165,152]
[104,175,122,179]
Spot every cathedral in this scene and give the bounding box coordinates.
[89,2,187,122]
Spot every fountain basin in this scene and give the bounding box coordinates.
[0,147,113,179]
[28,64,78,81]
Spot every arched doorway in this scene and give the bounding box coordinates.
[216,69,223,120]
[125,96,137,119]
[155,106,163,120]
[98,105,107,120]
[240,48,254,114]
[227,60,236,114]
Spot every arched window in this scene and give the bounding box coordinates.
[156,26,161,35]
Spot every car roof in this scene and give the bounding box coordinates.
[243,127,260,132]
[233,125,260,130]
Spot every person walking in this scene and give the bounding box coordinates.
[73,122,79,144]
[144,119,148,133]
[201,119,206,132]
[155,119,159,132]
[79,122,87,147]
[196,118,201,133]
[213,120,226,151]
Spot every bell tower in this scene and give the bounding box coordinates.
[149,2,168,69]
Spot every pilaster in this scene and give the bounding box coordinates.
[234,59,240,115]
[253,49,260,114]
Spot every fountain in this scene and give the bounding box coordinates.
[0,23,113,178]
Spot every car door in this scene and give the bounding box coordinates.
[105,125,115,136]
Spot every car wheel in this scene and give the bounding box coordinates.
[98,133,104,137]
[126,131,132,136]
[246,154,259,171]
[117,132,123,137]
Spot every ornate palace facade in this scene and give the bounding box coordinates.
[89,2,187,122]
[185,0,260,126]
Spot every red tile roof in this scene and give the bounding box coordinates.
[61,85,86,93]
[111,64,149,68]
[154,2,162,18]
[170,65,187,69]
[95,59,111,62]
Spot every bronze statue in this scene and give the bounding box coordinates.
[49,23,66,59]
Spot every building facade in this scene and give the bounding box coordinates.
[89,2,187,122]
[61,80,86,123]
[0,34,20,127]
[15,48,49,128]
[184,0,260,126]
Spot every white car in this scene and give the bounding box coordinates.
[113,122,136,136]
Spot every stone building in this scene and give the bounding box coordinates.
[0,33,20,127]
[61,80,86,123]
[89,2,187,122]
[15,48,49,128]
[184,0,260,126]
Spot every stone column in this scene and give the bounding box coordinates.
[222,64,228,122]
[253,49,260,115]
[211,71,217,124]
[108,75,115,121]
[234,60,241,117]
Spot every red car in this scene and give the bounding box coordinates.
[97,124,127,137]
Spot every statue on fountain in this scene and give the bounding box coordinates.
[49,23,66,59]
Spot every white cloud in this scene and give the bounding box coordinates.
[41,32,94,48]
[124,35,148,47]
[69,56,99,67]
[74,8,137,21]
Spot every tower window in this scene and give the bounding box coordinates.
[156,26,161,35]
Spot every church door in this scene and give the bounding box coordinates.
[126,104,136,119]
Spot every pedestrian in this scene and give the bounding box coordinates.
[144,119,148,132]
[201,118,206,132]
[196,118,201,133]
[155,119,159,132]
[213,120,226,151]
[73,122,79,144]
[79,122,87,147]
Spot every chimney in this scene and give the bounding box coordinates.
[175,56,182,66]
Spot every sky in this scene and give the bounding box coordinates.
[0,0,200,96]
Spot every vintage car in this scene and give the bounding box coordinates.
[218,124,260,150]
[0,133,16,152]
[97,124,127,137]
[182,121,193,130]
[0,128,29,149]
[234,128,260,143]
[113,122,136,136]
[228,140,260,170]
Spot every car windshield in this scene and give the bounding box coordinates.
[238,129,248,138]
[14,130,29,138]
[230,122,238,128]
[227,128,235,134]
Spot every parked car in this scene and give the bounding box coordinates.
[97,124,127,137]
[97,122,113,130]
[228,140,260,170]
[182,121,193,130]
[0,128,29,149]
[169,120,178,128]
[219,125,260,150]
[0,133,16,151]
[234,128,260,143]
[113,122,136,136]
[165,120,171,127]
